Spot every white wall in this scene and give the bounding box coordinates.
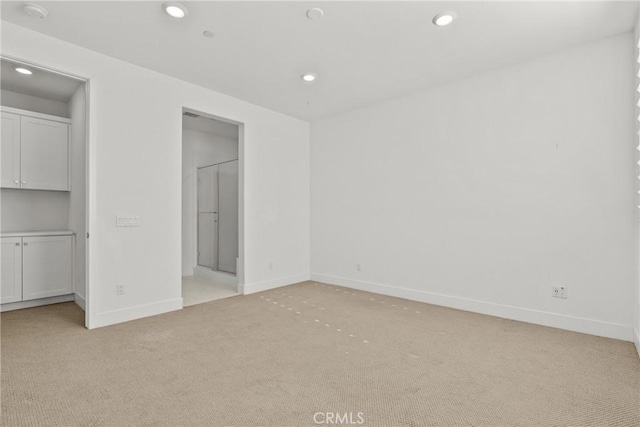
[68,84,86,302]
[1,89,69,117]
[0,189,69,232]
[1,22,310,328]
[182,129,238,276]
[311,33,636,341]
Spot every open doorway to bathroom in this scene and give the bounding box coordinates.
[181,109,241,306]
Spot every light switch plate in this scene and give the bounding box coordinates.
[116,215,140,227]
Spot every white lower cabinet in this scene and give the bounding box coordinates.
[1,238,23,304]
[0,233,73,305]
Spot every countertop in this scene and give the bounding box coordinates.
[1,230,75,238]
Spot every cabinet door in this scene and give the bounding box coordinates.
[1,112,21,189]
[20,116,70,191]
[1,237,23,304]
[22,235,72,301]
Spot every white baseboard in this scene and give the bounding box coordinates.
[1,294,74,312]
[193,266,238,286]
[311,273,633,342]
[634,329,640,358]
[89,298,183,329]
[74,293,86,311]
[241,273,310,295]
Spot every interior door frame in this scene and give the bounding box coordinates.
[1,55,92,328]
[182,108,245,293]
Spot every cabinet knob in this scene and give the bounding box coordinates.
[22,181,26,184]
[23,242,28,246]
[13,180,19,184]
[15,242,19,246]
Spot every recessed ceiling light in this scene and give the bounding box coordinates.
[15,67,33,75]
[433,11,456,27]
[306,7,324,20]
[163,2,188,19]
[301,73,317,82]
[23,3,48,19]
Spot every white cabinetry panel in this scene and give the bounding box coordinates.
[20,116,70,191]
[1,237,23,304]
[22,235,72,301]
[1,112,21,189]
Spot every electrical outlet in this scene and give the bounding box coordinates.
[116,284,125,296]
[552,285,567,299]
[356,263,362,271]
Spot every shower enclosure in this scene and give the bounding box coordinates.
[197,160,238,274]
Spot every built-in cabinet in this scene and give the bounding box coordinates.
[0,72,85,315]
[1,107,71,191]
[0,232,73,305]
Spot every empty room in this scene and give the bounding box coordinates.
[1,1,639,426]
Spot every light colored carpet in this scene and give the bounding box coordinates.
[182,276,239,307]
[1,281,638,426]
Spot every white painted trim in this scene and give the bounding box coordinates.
[311,273,633,342]
[634,329,640,358]
[193,266,238,286]
[74,293,86,311]
[90,298,183,329]
[241,273,310,295]
[0,294,74,312]
[0,105,72,124]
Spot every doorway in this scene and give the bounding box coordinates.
[181,109,242,306]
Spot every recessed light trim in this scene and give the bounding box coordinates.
[15,67,33,75]
[433,11,456,27]
[301,73,317,82]
[163,1,188,19]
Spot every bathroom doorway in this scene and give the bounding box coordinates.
[181,109,241,306]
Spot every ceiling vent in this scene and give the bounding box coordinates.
[183,112,200,118]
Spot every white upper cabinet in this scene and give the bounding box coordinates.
[1,112,21,189]
[0,107,70,191]
[21,116,70,191]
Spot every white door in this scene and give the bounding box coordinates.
[22,235,73,301]
[1,237,23,304]
[1,112,21,189]
[197,166,219,269]
[21,116,69,191]
[218,160,238,274]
